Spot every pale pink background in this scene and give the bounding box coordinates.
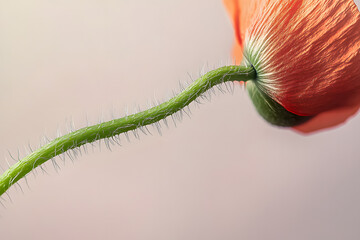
[1,1,360,239]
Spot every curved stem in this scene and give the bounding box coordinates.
[0,65,256,197]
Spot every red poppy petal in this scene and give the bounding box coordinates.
[294,89,360,133]
[293,101,360,134]
[223,0,264,48]
[225,0,360,133]
[245,0,360,116]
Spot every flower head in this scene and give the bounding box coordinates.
[224,0,360,133]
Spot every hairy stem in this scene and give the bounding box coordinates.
[0,65,256,197]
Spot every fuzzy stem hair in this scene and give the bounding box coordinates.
[0,65,256,197]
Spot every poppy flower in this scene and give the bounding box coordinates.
[224,0,360,133]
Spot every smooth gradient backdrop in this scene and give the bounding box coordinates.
[1,1,360,239]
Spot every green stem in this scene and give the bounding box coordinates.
[0,65,256,197]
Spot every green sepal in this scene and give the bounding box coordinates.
[247,81,312,127]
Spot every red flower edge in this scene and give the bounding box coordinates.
[224,0,360,133]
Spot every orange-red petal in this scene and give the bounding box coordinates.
[245,0,360,117]
[226,0,360,132]
[294,90,360,133]
[223,0,264,63]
